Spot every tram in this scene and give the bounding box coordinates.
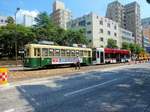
[24,44,92,68]
[92,48,131,64]
[24,44,131,68]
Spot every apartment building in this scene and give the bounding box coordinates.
[142,17,150,42]
[142,17,150,28]
[106,1,125,28]
[120,28,134,44]
[125,2,142,45]
[143,36,150,49]
[67,13,121,48]
[106,1,142,45]
[51,0,72,29]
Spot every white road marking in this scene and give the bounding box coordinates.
[64,78,121,97]
[3,109,15,112]
[21,88,26,93]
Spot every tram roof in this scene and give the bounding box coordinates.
[25,44,92,51]
[104,48,130,54]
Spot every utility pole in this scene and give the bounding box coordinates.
[15,8,20,66]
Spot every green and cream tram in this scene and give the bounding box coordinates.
[24,44,92,68]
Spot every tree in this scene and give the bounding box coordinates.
[128,43,144,56]
[107,38,118,48]
[0,23,35,58]
[33,12,58,41]
[7,16,15,24]
[122,42,130,50]
[63,29,88,46]
[33,12,88,46]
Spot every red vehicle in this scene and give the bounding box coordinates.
[92,48,131,64]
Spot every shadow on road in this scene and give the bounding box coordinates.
[16,66,150,112]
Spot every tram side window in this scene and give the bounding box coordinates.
[66,50,70,56]
[49,49,54,56]
[61,49,65,56]
[76,50,79,56]
[79,50,83,57]
[42,48,48,56]
[71,50,75,56]
[25,48,29,56]
[34,48,40,56]
[54,49,60,56]
[88,51,91,57]
[84,51,88,57]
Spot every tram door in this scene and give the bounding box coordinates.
[96,51,100,64]
[96,51,104,64]
[100,52,104,63]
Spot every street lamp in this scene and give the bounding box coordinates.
[15,7,20,66]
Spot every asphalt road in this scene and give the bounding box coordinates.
[0,63,150,112]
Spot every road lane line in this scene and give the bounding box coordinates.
[64,78,121,97]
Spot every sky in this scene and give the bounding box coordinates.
[0,0,150,19]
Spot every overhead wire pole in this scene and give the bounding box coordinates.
[15,8,20,66]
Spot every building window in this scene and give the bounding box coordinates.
[1,20,3,23]
[87,31,92,34]
[100,29,103,33]
[108,31,111,35]
[107,23,110,27]
[114,25,117,29]
[87,22,91,25]
[100,21,103,25]
[79,20,86,26]
[100,37,104,42]
[114,33,117,37]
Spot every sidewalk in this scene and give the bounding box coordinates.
[7,63,130,83]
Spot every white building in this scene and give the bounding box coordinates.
[51,0,72,29]
[143,36,150,49]
[16,9,38,27]
[120,28,134,44]
[142,17,150,28]
[0,16,7,26]
[67,12,121,48]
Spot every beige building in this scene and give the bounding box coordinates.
[53,0,65,11]
[106,1,125,28]
[51,0,72,29]
[106,1,142,45]
[143,28,150,41]
[142,17,150,42]
[125,2,142,45]
[67,13,121,48]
